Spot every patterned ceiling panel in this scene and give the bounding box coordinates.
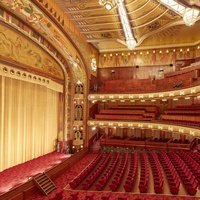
[53,0,200,52]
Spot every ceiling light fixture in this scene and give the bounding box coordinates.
[99,0,116,10]
[159,0,199,26]
[116,0,136,50]
[99,0,137,50]
[183,7,199,26]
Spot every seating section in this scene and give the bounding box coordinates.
[95,153,120,191]
[68,192,78,200]
[177,151,200,183]
[68,150,200,196]
[69,153,103,189]
[82,153,111,190]
[123,152,138,192]
[95,105,158,121]
[148,152,164,193]
[84,192,94,200]
[160,104,200,126]
[138,152,149,193]
[97,66,199,93]
[109,152,128,191]
[187,150,200,165]
[101,193,111,200]
[157,151,180,194]
[167,151,198,195]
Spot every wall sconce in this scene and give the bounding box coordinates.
[111,70,115,73]
[99,0,116,10]
[183,7,199,26]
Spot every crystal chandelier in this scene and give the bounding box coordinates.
[183,7,199,26]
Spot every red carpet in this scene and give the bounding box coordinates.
[0,152,70,195]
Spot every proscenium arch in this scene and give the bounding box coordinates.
[0,0,90,143]
[0,20,69,140]
[0,16,70,145]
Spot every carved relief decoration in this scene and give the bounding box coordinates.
[0,0,87,83]
[0,24,63,79]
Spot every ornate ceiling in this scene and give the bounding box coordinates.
[54,0,200,52]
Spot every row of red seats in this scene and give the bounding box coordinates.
[176,104,200,109]
[187,150,200,165]
[49,190,64,200]
[67,192,78,200]
[123,152,138,192]
[160,115,200,126]
[177,151,200,183]
[157,151,180,194]
[138,152,149,193]
[69,152,103,189]
[109,152,128,191]
[167,151,198,195]
[95,153,120,191]
[82,153,111,190]
[149,152,164,193]
[68,192,110,200]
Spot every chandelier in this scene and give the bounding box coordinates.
[126,38,137,50]
[99,0,116,10]
[158,0,199,26]
[99,0,137,50]
[183,7,199,26]
[116,0,136,50]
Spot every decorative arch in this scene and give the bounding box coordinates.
[0,1,88,149]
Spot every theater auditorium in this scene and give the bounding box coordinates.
[0,0,200,199]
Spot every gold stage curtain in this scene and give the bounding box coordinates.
[0,76,59,172]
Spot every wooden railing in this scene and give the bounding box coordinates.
[100,136,191,151]
[95,114,153,121]
[89,104,98,119]
[160,115,200,124]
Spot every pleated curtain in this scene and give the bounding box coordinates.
[0,76,60,172]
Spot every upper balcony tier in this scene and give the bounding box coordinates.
[96,63,200,94]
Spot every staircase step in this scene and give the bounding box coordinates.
[34,173,57,195]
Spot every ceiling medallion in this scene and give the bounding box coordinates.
[148,21,161,30]
[100,32,112,38]
[78,4,87,9]
[86,19,97,24]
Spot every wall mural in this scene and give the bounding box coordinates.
[0,0,86,83]
[0,24,63,79]
[99,48,196,68]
